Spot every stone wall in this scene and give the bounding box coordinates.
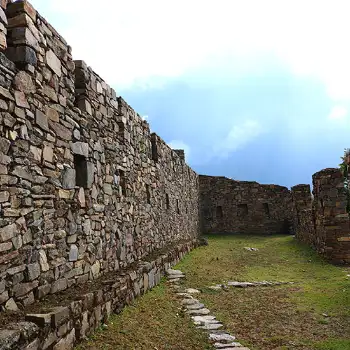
[0,0,200,314]
[0,240,197,350]
[291,184,315,246]
[199,175,293,235]
[292,169,350,264]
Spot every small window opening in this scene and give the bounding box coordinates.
[146,184,151,204]
[176,199,180,214]
[151,134,158,162]
[117,122,125,140]
[237,204,248,217]
[74,154,88,188]
[166,193,170,209]
[216,206,223,218]
[263,203,270,217]
[115,169,126,196]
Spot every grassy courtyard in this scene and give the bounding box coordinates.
[77,234,350,350]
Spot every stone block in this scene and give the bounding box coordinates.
[0,223,16,242]
[62,168,76,189]
[13,281,39,297]
[35,109,49,131]
[69,244,78,262]
[53,328,75,350]
[0,290,9,304]
[36,284,50,299]
[46,50,61,77]
[6,45,37,66]
[51,306,70,327]
[7,1,37,22]
[10,27,39,51]
[26,263,40,281]
[50,278,67,294]
[0,136,10,154]
[39,250,49,272]
[70,142,88,157]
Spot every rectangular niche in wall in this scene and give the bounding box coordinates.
[151,133,158,162]
[117,121,125,141]
[115,169,126,196]
[176,199,180,214]
[263,203,270,217]
[74,154,88,188]
[166,193,170,209]
[216,206,223,218]
[146,184,151,204]
[237,204,248,217]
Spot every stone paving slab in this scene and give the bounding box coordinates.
[166,269,251,349]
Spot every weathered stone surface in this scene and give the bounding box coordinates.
[51,279,68,294]
[62,168,76,189]
[27,263,40,281]
[46,50,62,77]
[209,333,236,342]
[13,281,39,297]
[5,298,19,311]
[14,71,35,94]
[35,109,49,131]
[0,329,21,350]
[69,244,78,262]
[0,223,16,242]
[0,136,10,154]
[6,45,37,66]
[70,142,88,157]
[38,250,49,272]
[53,328,75,350]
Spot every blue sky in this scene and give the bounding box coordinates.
[30,0,350,188]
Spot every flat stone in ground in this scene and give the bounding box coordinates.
[186,308,210,316]
[214,342,243,348]
[192,315,216,322]
[181,298,199,305]
[185,288,200,294]
[209,333,236,342]
[186,302,205,310]
[176,293,193,298]
[198,323,223,330]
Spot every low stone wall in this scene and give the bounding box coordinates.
[199,175,293,235]
[0,239,198,350]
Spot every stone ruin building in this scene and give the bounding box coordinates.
[0,1,348,349]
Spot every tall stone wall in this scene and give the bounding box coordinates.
[0,0,200,313]
[293,169,350,264]
[199,175,293,235]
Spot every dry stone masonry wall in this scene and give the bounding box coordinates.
[0,0,349,348]
[199,175,293,235]
[292,169,350,264]
[0,0,200,315]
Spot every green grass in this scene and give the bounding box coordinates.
[176,234,350,350]
[76,282,212,350]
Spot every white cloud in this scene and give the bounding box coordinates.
[30,0,350,99]
[328,106,348,121]
[168,140,191,160]
[213,120,264,158]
